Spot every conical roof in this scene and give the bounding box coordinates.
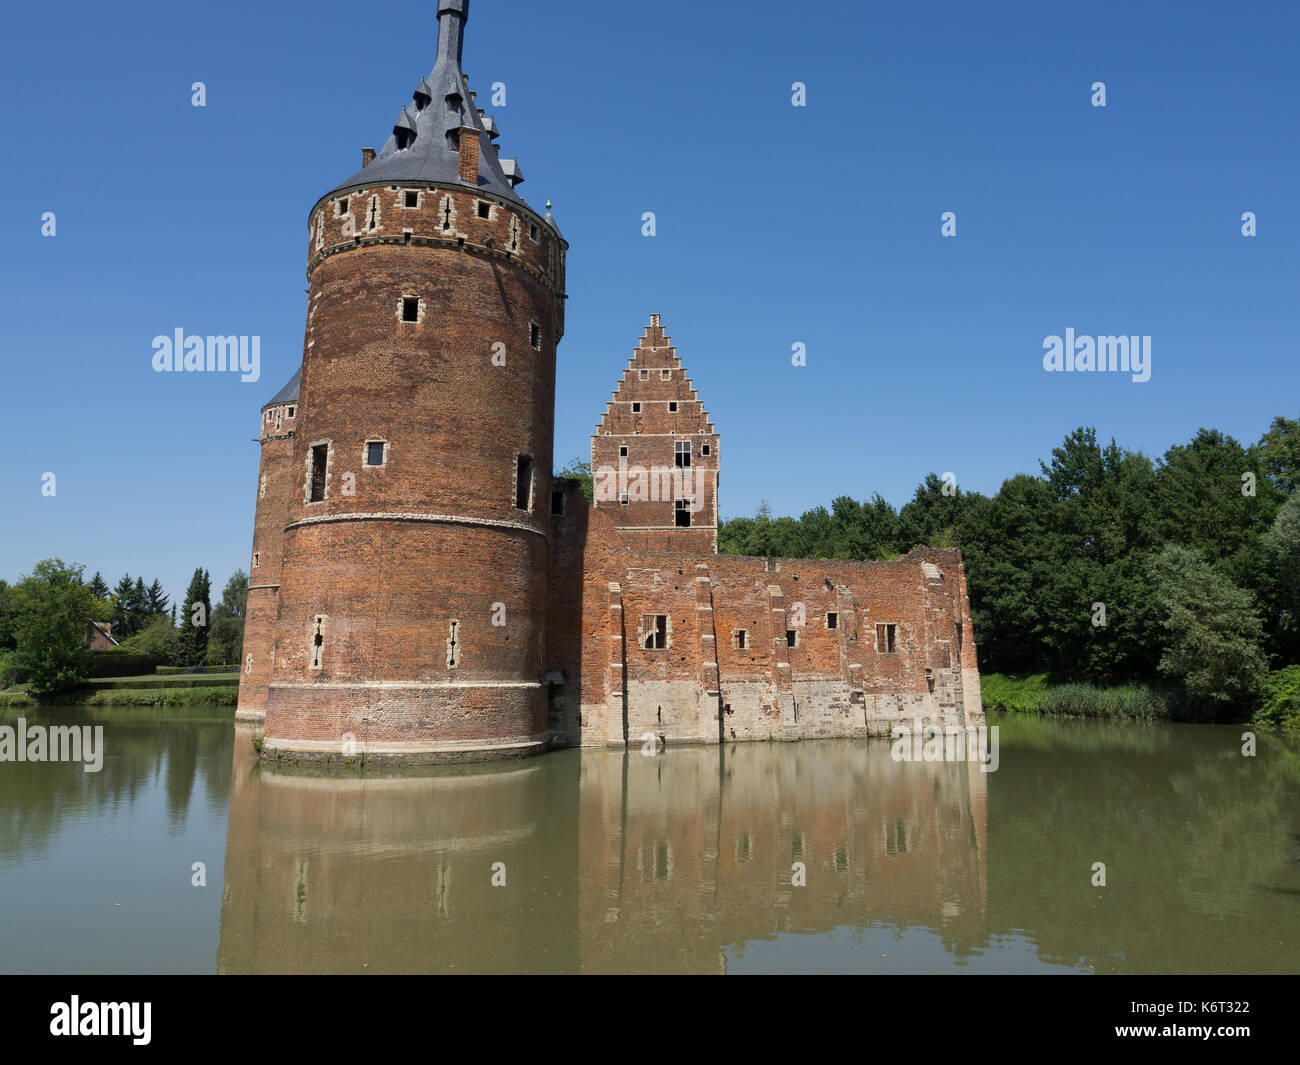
[326,1,523,204]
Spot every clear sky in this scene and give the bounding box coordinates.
[1,0,1296,606]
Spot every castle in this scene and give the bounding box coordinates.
[236,0,982,763]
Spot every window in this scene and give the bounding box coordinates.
[550,488,565,516]
[529,222,541,243]
[618,445,628,457]
[786,629,799,648]
[735,629,748,649]
[477,200,491,219]
[876,623,898,653]
[336,198,348,217]
[515,454,534,511]
[642,614,668,650]
[365,441,387,466]
[765,559,780,574]
[403,190,419,208]
[446,620,459,669]
[401,297,419,322]
[701,443,710,456]
[530,322,542,350]
[308,444,328,502]
[674,441,691,468]
[827,612,838,629]
[252,552,260,569]
[619,493,629,505]
[660,369,671,380]
[639,369,649,381]
[675,499,691,527]
[310,615,326,669]
[287,406,295,419]
[668,401,678,412]
[631,402,641,413]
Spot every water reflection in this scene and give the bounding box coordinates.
[218,731,989,973]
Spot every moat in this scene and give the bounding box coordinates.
[2,705,1297,974]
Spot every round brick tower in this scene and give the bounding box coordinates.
[260,0,567,763]
[236,371,300,724]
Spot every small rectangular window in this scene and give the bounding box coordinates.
[618,445,628,457]
[735,629,748,649]
[876,623,897,653]
[765,559,780,574]
[530,322,542,350]
[619,493,629,505]
[287,406,295,419]
[675,499,691,527]
[660,369,671,380]
[404,190,419,208]
[631,402,641,413]
[365,441,386,466]
[786,629,799,648]
[401,297,419,322]
[336,198,348,217]
[477,200,491,219]
[642,614,668,650]
[252,553,260,569]
[675,441,691,468]
[529,222,541,242]
[668,401,678,412]
[550,489,565,516]
[639,369,649,380]
[309,444,328,502]
[515,454,534,511]
[701,443,710,456]
[827,612,838,629]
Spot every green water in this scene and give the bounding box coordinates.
[1,706,1297,974]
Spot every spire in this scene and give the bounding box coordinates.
[324,0,524,205]
[435,1,469,66]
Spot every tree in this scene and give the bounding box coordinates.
[1147,545,1268,717]
[0,580,15,651]
[111,574,135,639]
[145,579,170,618]
[1263,494,1300,661]
[120,615,181,665]
[1258,414,1300,495]
[554,458,593,503]
[87,572,110,601]
[207,570,249,666]
[899,473,974,552]
[9,559,95,695]
[177,568,212,667]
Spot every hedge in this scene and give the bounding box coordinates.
[85,652,164,678]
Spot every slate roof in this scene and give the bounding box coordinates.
[262,368,301,410]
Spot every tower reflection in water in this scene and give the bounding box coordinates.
[218,728,986,974]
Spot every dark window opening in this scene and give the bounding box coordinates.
[827,612,839,630]
[674,441,691,468]
[619,445,628,457]
[477,201,491,219]
[877,623,897,654]
[515,454,534,511]
[442,199,452,230]
[365,441,386,466]
[336,198,348,217]
[668,401,678,412]
[550,489,565,516]
[675,499,691,527]
[736,629,748,649]
[642,615,668,650]
[394,128,414,150]
[786,629,798,648]
[367,196,379,229]
[530,322,542,350]
[287,406,295,419]
[619,493,629,505]
[701,443,710,456]
[311,616,325,668]
[401,297,419,322]
[309,444,328,502]
[529,222,541,242]
[404,190,419,208]
[631,402,641,413]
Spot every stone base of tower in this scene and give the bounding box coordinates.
[260,681,549,766]
[234,706,266,726]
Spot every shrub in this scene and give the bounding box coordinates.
[1254,666,1300,729]
[85,651,164,678]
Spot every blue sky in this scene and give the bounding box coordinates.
[1,0,1296,605]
